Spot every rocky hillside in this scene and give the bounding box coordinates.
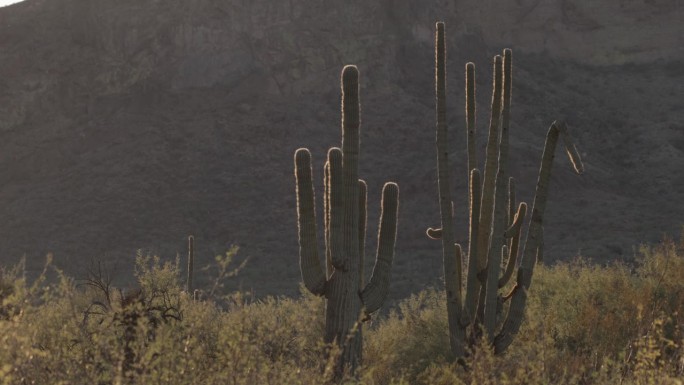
[0,0,682,298]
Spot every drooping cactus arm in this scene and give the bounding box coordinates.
[466,62,477,176]
[476,55,503,274]
[559,125,584,174]
[499,202,527,288]
[327,148,346,271]
[186,235,194,293]
[494,120,584,353]
[360,182,399,314]
[463,168,481,323]
[295,148,327,295]
[341,65,361,272]
[359,179,368,285]
[521,121,583,269]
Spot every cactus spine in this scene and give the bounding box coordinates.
[294,65,399,375]
[429,22,584,357]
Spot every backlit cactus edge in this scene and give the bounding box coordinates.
[294,65,400,374]
[428,22,584,357]
[293,21,585,372]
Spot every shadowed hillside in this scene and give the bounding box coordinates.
[0,0,682,298]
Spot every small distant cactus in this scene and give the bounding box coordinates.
[428,22,584,357]
[294,65,399,375]
[186,235,194,294]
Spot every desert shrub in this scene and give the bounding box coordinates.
[363,288,452,383]
[2,237,684,384]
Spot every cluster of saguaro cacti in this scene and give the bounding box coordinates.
[428,22,584,357]
[294,65,400,375]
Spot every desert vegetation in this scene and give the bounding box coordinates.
[0,238,683,384]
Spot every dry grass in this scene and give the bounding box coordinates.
[1,236,684,384]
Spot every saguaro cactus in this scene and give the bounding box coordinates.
[428,22,584,357]
[186,235,194,294]
[294,65,400,375]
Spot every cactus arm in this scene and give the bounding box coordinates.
[500,49,512,181]
[475,55,503,275]
[295,149,327,295]
[340,65,361,273]
[426,202,454,240]
[359,179,367,286]
[482,49,517,337]
[506,176,516,252]
[504,202,527,239]
[508,177,516,225]
[434,22,465,357]
[326,148,346,272]
[452,243,466,326]
[186,235,194,293]
[324,162,334,278]
[463,168,482,324]
[426,227,443,239]
[483,169,509,338]
[482,49,516,337]
[360,182,399,314]
[494,120,584,353]
[466,62,477,176]
[499,49,513,239]
[559,126,584,174]
[499,202,527,288]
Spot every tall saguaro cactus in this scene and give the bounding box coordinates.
[428,22,584,357]
[294,65,400,375]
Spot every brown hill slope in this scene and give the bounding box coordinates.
[0,0,683,298]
